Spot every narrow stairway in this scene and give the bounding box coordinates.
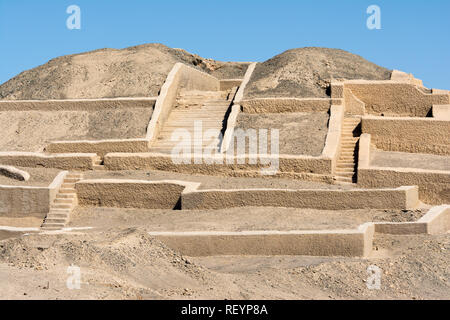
[41,172,83,231]
[335,117,361,184]
[150,88,237,154]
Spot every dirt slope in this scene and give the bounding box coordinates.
[244,47,392,99]
[0,229,448,299]
[0,43,249,100]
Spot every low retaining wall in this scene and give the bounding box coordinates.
[220,79,242,91]
[357,134,450,204]
[0,97,157,111]
[0,152,97,170]
[361,116,450,155]
[103,152,333,178]
[432,104,450,120]
[331,79,449,117]
[0,171,67,218]
[240,98,338,113]
[76,179,200,209]
[358,168,450,204]
[148,223,375,257]
[181,186,418,210]
[46,139,149,157]
[375,205,450,235]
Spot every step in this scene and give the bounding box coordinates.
[54,199,73,204]
[49,208,71,213]
[63,178,80,183]
[343,118,361,123]
[93,165,106,171]
[56,193,76,199]
[66,173,83,178]
[46,213,69,219]
[41,226,64,231]
[61,183,75,189]
[336,163,355,168]
[59,188,76,194]
[335,168,355,174]
[337,161,355,166]
[335,176,353,183]
[51,203,73,209]
[335,172,354,177]
[41,222,65,228]
[44,217,67,224]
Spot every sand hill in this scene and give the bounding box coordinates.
[0,43,249,100]
[244,47,392,99]
[0,45,392,101]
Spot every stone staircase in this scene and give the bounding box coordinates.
[41,172,83,231]
[335,117,361,184]
[150,89,236,154]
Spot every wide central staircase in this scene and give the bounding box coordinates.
[151,88,236,154]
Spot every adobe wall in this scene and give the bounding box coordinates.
[0,97,157,111]
[0,171,66,218]
[357,134,450,204]
[344,81,448,117]
[240,98,337,113]
[181,186,418,210]
[375,205,450,235]
[103,152,333,178]
[331,78,449,117]
[221,63,256,153]
[148,223,375,257]
[0,152,96,170]
[46,139,149,157]
[358,168,450,204]
[361,116,449,155]
[76,179,199,209]
[219,79,243,91]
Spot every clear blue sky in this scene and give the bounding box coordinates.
[1,0,449,89]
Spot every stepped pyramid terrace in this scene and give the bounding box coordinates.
[0,44,448,300]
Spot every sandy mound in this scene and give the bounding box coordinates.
[244,47,392,99]
[1,229,448,299]
[0,43,249,100]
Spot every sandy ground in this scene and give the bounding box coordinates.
[0,167,61,186]
[235,112,329,156]
[0,109,152,152]
[0,43,249,100]
[68,207,428,232]
[84,169,356,190]
[370,149,450,171]
[244,47,391,99]
[0,228,448,300]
